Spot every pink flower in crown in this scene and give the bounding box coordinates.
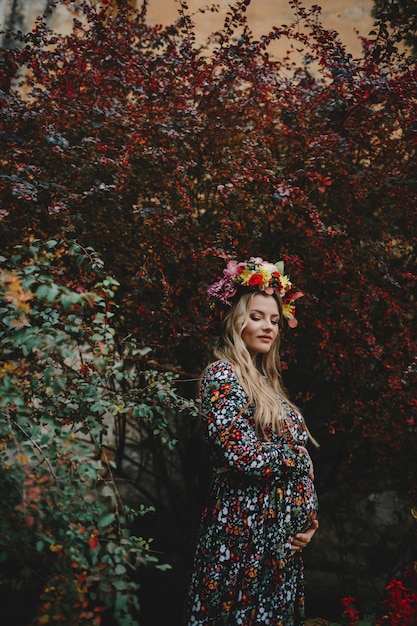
[223,260,246,278]
[207,276,236,306]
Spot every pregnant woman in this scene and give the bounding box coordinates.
[185,257,319,625]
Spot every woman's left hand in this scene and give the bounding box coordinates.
[291,518,319,552]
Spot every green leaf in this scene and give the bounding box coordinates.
[98,512,116,531]
[52,378,66,394]
[156,563,172,571]
[111,581,126,591]
[36,283,60,302]
[61,293,84,310]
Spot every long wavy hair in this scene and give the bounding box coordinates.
[212,291,315,443]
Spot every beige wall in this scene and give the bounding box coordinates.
[146,0,375,58]
[0,1,374,58]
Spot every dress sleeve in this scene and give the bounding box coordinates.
[201,361,311,480]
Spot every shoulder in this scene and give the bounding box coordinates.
[200,360,248,410]
[200,360,242,400]
[202,359,236,384]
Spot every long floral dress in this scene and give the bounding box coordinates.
[185,360,318,626]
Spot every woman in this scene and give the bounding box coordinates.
[185,257,319,625]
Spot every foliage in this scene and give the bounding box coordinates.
[0,238,191,625]
[376,563,417,625]
[332,560,417,625]
[331,509,417,625]
[372,0,417,54]
[0,0,416,621]
[1,0,415,493]
[336,596,375,625]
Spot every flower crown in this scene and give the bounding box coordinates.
[207,256,303,328]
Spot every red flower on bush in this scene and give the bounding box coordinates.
[377,570,417,625]
[342,597,360,625]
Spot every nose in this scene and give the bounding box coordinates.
[262,319,274,331]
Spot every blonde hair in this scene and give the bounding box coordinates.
[212,291,296,439]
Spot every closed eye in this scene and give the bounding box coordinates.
[249,315,279,324]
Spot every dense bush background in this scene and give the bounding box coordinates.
[1,0,416,623]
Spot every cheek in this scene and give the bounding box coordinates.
[242,321,256,335]
[241,328,251,343]
[242,324,256,344]
[269,327,279,345]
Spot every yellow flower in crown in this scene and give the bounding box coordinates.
[282,302,296,321]
[207,256,304,327]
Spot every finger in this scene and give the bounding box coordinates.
[291,536,308,548]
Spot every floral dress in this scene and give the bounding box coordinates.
[185,360,318,626]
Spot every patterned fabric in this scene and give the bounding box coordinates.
[185,360,318,625]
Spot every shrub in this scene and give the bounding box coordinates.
[0,238,190,624]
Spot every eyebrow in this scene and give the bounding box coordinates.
[250,309,280,318]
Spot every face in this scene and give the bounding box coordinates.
[241,294,280,359]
